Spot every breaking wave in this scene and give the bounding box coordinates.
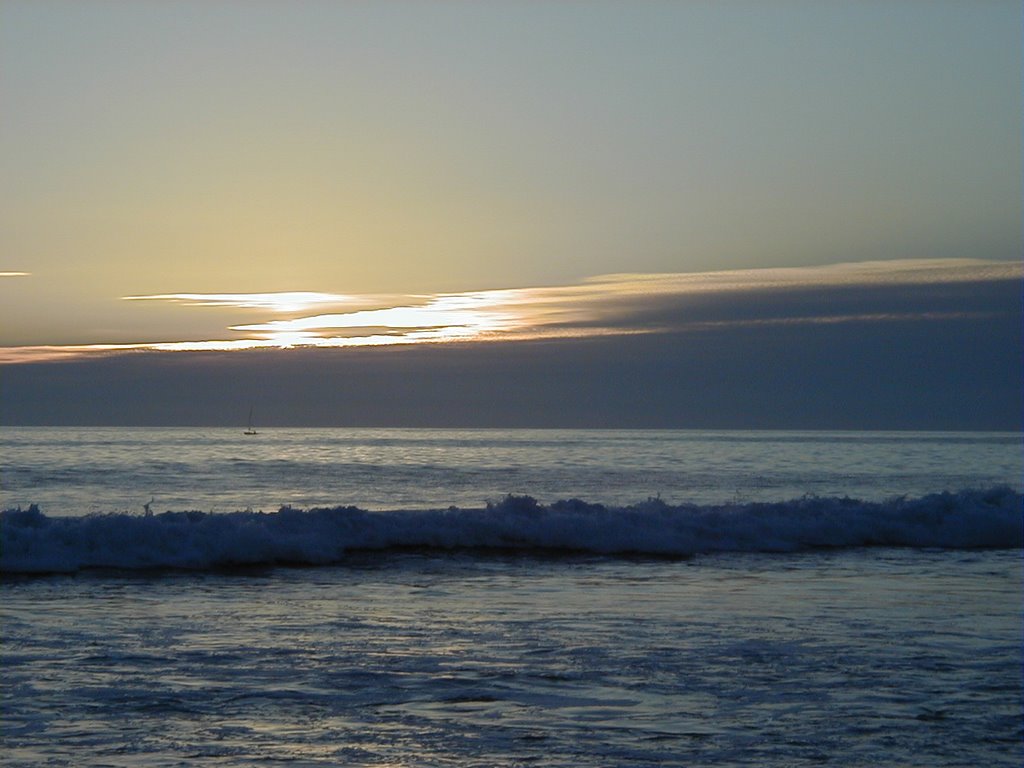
[2,488,1020,574]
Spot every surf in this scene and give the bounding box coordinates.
[2,487,1020,574]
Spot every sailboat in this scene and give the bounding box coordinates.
[244,406,258,435]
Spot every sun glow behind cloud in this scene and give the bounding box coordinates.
[1,259,1019,365]
[231,292,520,339]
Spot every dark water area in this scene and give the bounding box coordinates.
[3,549,1021,767]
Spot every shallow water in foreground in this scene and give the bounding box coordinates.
[3,548,1020,767]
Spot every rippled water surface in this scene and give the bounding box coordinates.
[4,549,1021,767]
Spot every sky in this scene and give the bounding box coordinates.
[0,1,1020,428]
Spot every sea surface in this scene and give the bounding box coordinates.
[1,427,1021,766]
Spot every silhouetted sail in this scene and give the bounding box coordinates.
[244,406,257,435]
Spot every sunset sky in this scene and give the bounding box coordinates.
[1,1,1020,428]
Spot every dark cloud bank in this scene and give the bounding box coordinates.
[3,279,1020,430]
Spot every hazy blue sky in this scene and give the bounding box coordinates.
[0,1,1019,427]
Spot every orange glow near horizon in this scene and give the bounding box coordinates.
[1,259,1019,365]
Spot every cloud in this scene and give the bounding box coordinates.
[2,259,1019,428]
[121,291,363,312]
[0,272,31,277]
[1,258,1019,364]
[3,310,1019,430]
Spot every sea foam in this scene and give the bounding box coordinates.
[1,488,1020,573]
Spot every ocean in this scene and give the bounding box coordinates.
[1,427,1021,766]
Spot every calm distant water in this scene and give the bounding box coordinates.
[2,428,1021,766]
[2,427,1019,514]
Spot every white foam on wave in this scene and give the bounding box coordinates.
[1,488,1020,573]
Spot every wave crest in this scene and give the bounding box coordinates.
[2,488,1020,573]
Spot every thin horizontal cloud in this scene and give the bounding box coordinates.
[1,259,1019,364]
[585,258,1020,291]
[1,271,31,277]
[122,291,363,312]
